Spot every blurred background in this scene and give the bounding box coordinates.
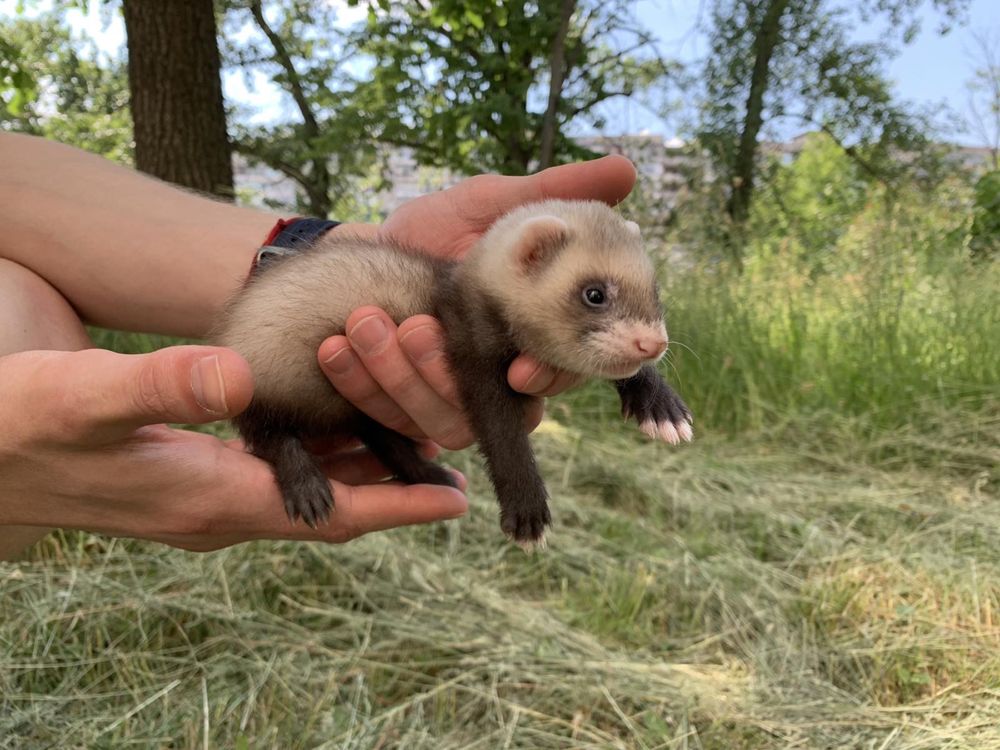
[1,1,998,748]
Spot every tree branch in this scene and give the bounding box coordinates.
[248,2,319,138]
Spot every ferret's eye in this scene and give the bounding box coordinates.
[582,286,607,307]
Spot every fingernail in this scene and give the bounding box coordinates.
[349,315,388,355]
[323,348,355,375]
[399,324,442,364]
[191,355,228,415]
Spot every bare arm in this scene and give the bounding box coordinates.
[0,133,350,337]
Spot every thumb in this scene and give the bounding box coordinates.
[65,346,254,440]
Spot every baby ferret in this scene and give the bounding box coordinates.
[213,199,693,548]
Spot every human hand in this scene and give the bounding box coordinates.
[0,346,467,553]
[320,156,637,447]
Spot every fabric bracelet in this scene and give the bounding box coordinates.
[250,217,341,278]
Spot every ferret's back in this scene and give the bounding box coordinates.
[215,237,439,421]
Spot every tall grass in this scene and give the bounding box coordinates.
[642,160,999,464]
[662,233,999,435]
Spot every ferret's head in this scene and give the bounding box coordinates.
[468,200,668,380]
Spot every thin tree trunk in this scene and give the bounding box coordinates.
[123,0,233,198]
[538,0,576,170]
[727,0,790,224]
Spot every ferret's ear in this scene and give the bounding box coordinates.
[511,216,571,273]
[624,220,641,237]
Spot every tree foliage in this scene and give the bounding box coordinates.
[969,169,1000,260]
[965,29,1000,170]
[344,0,671,175]
[221,0,377,217]
[0,12,130,162]
[698,0,970,238]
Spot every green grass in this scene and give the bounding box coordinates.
[3,193,999,746]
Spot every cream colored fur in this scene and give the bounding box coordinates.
[461,200,663,376]
[213,238,437,422]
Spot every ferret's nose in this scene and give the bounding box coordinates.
[634,335,668,359]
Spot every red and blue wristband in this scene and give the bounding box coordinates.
[250,217,341,277]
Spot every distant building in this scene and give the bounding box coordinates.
[373,147,462,216]
[945,145,997,174]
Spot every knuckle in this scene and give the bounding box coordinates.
[132,356,177,418]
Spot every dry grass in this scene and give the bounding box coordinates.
[3,412,997,749]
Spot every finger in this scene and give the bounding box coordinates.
[47,346,253,442]
[525,399,545,433]
[534,371,586,398]
[184,449,467,548]
[342,308,474,450]
[534,154,637,207]
[396,316,463,407]
[318,335,422,438]
[320,447,465,490]
[448,155,638,231]
[319,448,393,485]
[322,482,468,541]
[508,355,583,397]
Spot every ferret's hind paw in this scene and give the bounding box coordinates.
[501,503,552,552]
[282,479,334,529]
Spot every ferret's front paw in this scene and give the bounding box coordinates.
[500,501,552,552]
[624,387,694,445]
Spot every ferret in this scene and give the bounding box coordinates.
[213,200,693,547]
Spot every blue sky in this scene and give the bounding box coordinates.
[3,0,997,146]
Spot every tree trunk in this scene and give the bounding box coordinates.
[538,0,576,170]
[727,0,791,224]
[123,0,233,198]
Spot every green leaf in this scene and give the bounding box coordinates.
[464,8,484,30]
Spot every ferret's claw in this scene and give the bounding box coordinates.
[501,500,552,552]
[657,420,680,445]
[514,533,547,554]
[677,420,694,443]
[639,420,659,439]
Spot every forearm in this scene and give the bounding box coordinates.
[0,133,371,338]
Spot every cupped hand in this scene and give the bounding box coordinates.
[0,346,467,553]
[321,155,637,447]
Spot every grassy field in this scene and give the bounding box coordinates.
[2,410,997,748]
[2,173,999,747]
